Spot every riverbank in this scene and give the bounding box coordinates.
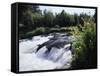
[19,26,76,39]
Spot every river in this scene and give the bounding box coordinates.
[19,33,75,71]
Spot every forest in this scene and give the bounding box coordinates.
[19,4,97,70]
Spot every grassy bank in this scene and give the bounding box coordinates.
[19,26,73,39]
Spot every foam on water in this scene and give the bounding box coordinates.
[19,35,72,71]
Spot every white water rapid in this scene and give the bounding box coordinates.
[19,33,73,71]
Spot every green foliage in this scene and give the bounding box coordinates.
[18,4,42,34]
[83,23,97,67]
[74,13,79,25]
[18,4,95,40]
[27,27,45,36]
[71,22,97,69]
[19,26,73,39]
[43,10,54,27]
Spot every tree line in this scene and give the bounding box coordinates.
[18,4,95,34]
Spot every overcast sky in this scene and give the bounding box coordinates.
[39,6,95,16]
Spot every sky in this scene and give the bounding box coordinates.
[39,5,96,16]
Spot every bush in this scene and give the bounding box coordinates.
[71,22,97,69]
[27,27,45,35]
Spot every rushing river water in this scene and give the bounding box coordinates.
[19,33,74,71]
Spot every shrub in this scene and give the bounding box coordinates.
[71,22,97,69]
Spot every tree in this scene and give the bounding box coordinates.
[43,10,54,27]
[74,13,79,25]
[18,4,42,33]
[54,10,70,27]
[93,12,96,23]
